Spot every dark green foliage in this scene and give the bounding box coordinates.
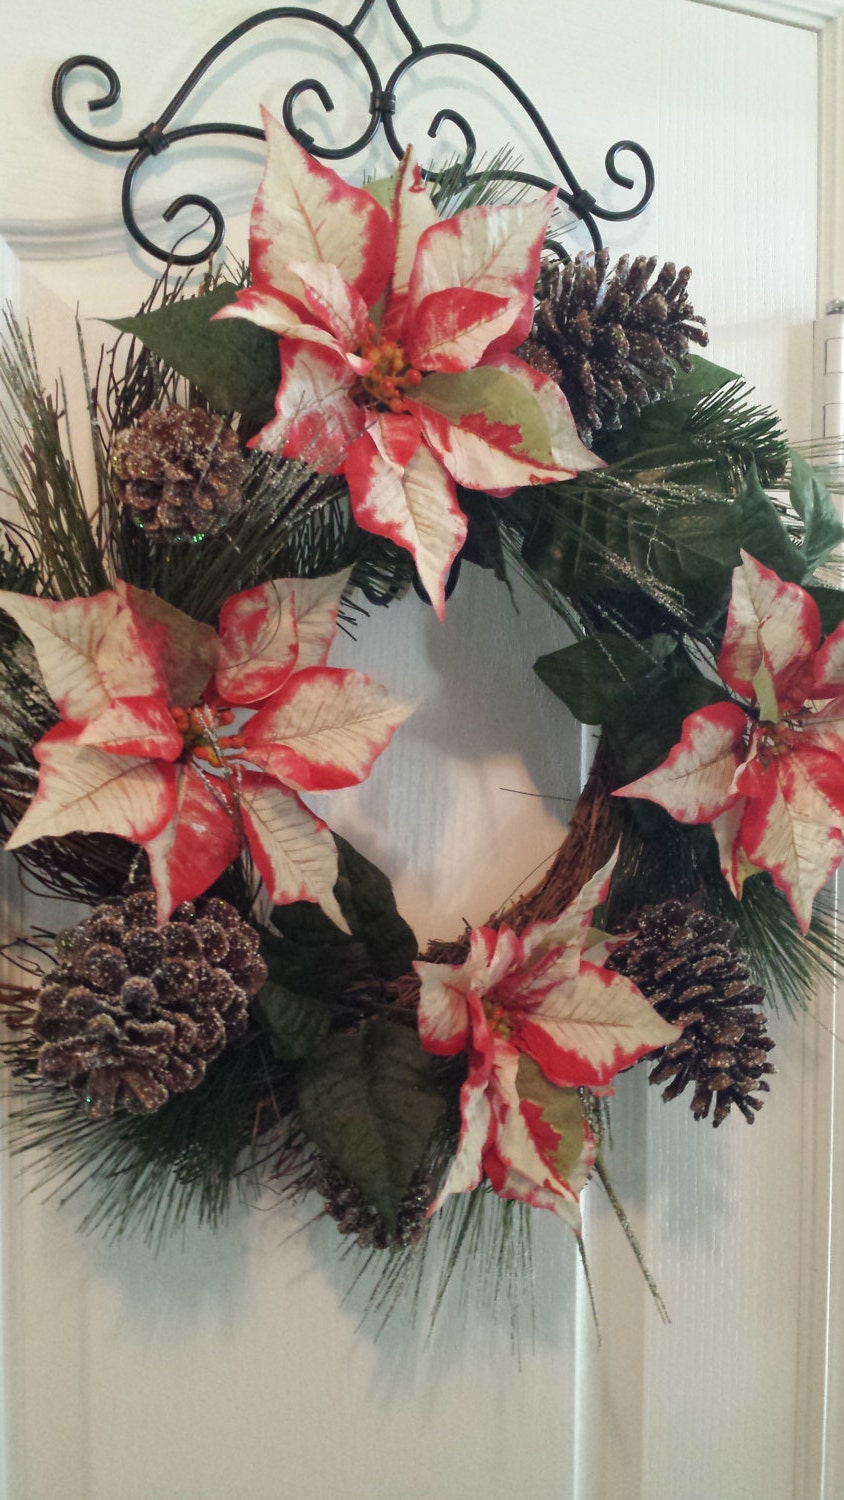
[109,285,280,428]
[298,1023,447,1231]
[255,981,333,1063]
[265,834,417,1002]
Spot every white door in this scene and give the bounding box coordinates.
[0,3,840,1497]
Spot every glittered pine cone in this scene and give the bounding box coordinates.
[519,251,709,445]
[306,1154,432,1250]
[605,901,775,1126]
[112,405,248,538]
[32,891,267,1119]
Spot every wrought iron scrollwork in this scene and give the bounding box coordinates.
[53,1,655,266]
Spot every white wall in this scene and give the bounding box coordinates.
[0,4,838,1498]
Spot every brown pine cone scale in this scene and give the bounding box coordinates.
[33,891,266,1119]
[606,901,775,1126]
[112,405,247,538]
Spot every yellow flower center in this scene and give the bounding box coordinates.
[357,324,423,413]
[170,705,245,766]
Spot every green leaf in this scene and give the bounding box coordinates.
[734,465,806,582]
[515,1056,589,1183]
[109,285,280,423]
[534,632,677,724]
[298,1024,446,1227]
[363,174,397,210]
[523,482,739,626]
[788,452,844,574]
[808,584,844,636]
[419,367,555,462]
[254,981,333,1062]
[267,834,417,998]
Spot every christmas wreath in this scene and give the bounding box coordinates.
[0,113,839,1318]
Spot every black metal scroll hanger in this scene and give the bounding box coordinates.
[52,0,655,267]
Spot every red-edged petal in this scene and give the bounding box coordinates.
[292,571,350,670]
[242,664,413,792]
[519,850,618,972]
[415,963,471,1055]
[288,261,371,351]
[216,580,298,704]
[485,354,599,477]
[510,960,679,1089]
[113,583,218,708]
[616,701,748,823]
[212,283,345,352]
[481,1050,591,1226]
[718,552,821,704]
[236,769,349,932]
[814,619,844,695]
[429,1026,497,1213]
[407,192,557,356]
[253,339,365,468]
[78,695,183,760]
[144,765,242,924]
[405,287,514,372]
[344,427,467,620]
[711,800,756,897]
[5,722,176,850]
[739,750,844,931]
[412,386,589,495]
[380,148,440,342]
[0,589,129,725]
[250,110,394,309]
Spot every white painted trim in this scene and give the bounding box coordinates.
[692,0,844,29]
[818,15,844,314]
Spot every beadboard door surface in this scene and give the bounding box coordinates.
[0,4,839,1498]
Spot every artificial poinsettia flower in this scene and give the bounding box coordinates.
[415,854,678,1228]
[215,111,600,617]
[2,573,412,929]
[617,551,844,932]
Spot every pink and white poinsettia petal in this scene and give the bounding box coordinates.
[520,850,618,966]
[212,283,343,349]
[380,148,440,343]
[215,580,298,705]
[144,765,242,924]
[802,697,844,761]
[482,1051,589,1225]
[0,589,122,725]
[616,701,748,823]
[114,584,219,708]
[416,924,523,1056]
[404,287,516,373]
[738,748,844,931]
[5,724,176,851]
[813,620,844,694]
[511,961,680,1089]
[292,570,351,670]
[429,1035,496,1213]
[287,261,371,351]
[413,396,584,495]
[711,800,757,897]
[407,192,557,357]
[344,426,468,621]
[241,665,413,792]
[236,769,349,932]
[77,696,183,760]
[718,551,822,703]
[485,354,600,478]
[254,340,365,468]
[249,110,394,310]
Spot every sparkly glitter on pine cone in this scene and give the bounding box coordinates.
[518,252,709,445]
[307,1154,432,1250]
[112,405,248,538]
[605,901,775,1126]
[32,891,267,1120]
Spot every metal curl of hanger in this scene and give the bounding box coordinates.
[52,2,655,267]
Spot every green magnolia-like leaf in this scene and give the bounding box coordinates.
[419,367,555,462]
[733,465,806,583]
[298,1023,446,1227]
[788,452,844,574]
[109,285,280,423]
[534,632,677,725]
[515,1055,589,1183]
[254,980,333,1062]
[267,834,417,998]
